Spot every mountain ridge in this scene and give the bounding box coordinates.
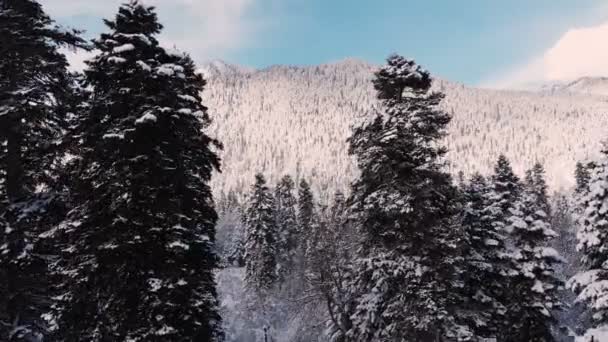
[203,59,608,197]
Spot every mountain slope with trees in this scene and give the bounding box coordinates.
[203,60,608,197]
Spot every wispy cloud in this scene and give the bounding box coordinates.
[42,0,276,69]
[483,5,608,89]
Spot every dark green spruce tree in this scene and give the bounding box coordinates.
[245,174,278,294]
[503,164,562,341]
[574,161,592,195]
[51,2,223,340]
[297,178,314,236]
[525,162,551,216]
[570,153,608,338]
[0,0,85,340]
[297,178,315,267]
[458,173,511,340]
[491,154,521,215]
[273,175,298,277]
[342,55,466,341]
[0,0,84,200]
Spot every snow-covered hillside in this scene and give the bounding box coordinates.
[550,77,608,96]
[203,59,608,196]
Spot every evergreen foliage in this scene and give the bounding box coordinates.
[50,2,223,340]
[0,0,85,340]
[343,55,466,341]
[575,162,592,195]
[491,154,521,214]
[570,153,608,335]
[245,174,278,294]
[273,175,298,277]
[297,179,314,239]
[458,173,510,339]
[503,166,562,342]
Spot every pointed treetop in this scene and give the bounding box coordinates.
[278,174,294,187]
[528,162,547,184]
[255,173,266,186]
[525,162,547,188]
[524,162,551,216]
[575,161,591,194]
[462,173,489,211]
[469,172,486,184]
[466,172,487,192]
[299,177,310,190]
[495,154,513,173]
[104,0,162,35]
[493,154,519,184]
[373,54,432,100]
[275,175,296,201]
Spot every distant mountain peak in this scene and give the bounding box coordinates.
[558,76,608,96]
[513,76,608,96]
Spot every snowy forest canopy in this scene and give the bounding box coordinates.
[1,1,608,342]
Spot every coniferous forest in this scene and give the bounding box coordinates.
[1,1,608,341]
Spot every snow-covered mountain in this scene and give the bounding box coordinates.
[549,77,608,96]
[203,59,608,197]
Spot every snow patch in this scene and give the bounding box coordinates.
[102,133,125,140]
[135,112,157,125]
[107,57,127,64]
[136,60,151,72]
[167,240,190,250]
[113,44,135,53]
[148,278,162,292]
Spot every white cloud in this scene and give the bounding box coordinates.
[543,22,608,80]
[41,0,274,68]
[484,20,608,88]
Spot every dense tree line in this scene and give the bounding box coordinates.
[228,55,604,342]
[1,1,223,341]
[2,1,607,342]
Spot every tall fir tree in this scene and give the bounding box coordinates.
[0,0,85,200]
[298,178,314,236]
[485,155,524,338]
[0,0,85,340]
[273,175,298,277]
[574,161,594,196]
[245,174,278,294]
[503,166,562,341]
[570,152,608,336]
[51,2,223,340]
[458,173,511,340]
[297,178,315,268]
[491,154,521,214]
[343,55,466,341]
[526,162,552,217]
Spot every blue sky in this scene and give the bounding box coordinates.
[235,0,607,84]
[43,0,608,87]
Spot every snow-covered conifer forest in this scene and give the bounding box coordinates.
[3,0,608,341]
